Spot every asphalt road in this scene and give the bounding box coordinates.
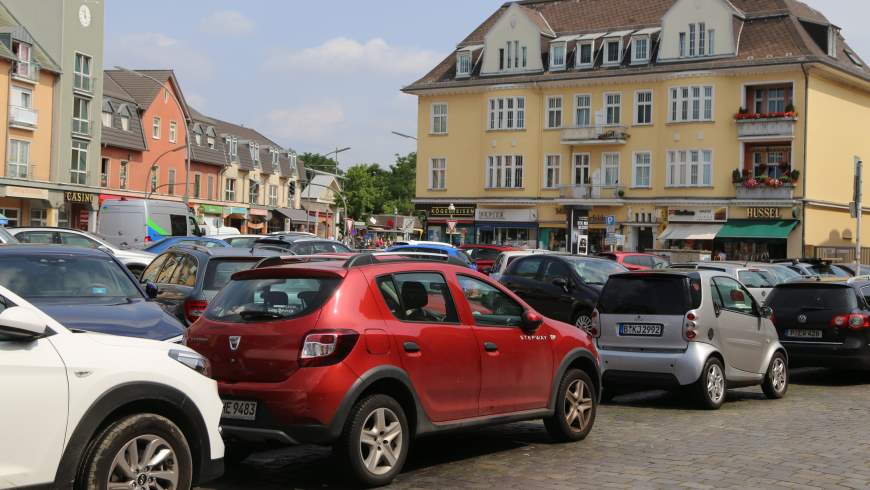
[198,368,870,489]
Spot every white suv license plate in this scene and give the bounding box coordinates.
[786,329,823,339]
[618,323,663,337]
[222,400,257,421]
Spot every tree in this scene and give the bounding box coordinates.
[383,152,416,215]
[300,152,340,175]
[342,164,386,220]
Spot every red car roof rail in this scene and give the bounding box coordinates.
[345,252,456,268]
[255,254,351,269]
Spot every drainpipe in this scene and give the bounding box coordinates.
[801,63,810,257]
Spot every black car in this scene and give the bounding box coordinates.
[766,278,870,369]
[0,245,184,340]
[140,246,282,325]
[499,254,627,329]
[252,237,352,255]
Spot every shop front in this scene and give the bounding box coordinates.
[301,202,335,238]
[474,207,539,249]
[714,206,798,261]
[61,191,98,231]
[248,208,269,234]
[223,206,248,233]
[0,186,64,227]
[270,208,310,233]
[197,204,224,233]
[566,207,618,255]
[657,207,728,261]
[416,203,475,245]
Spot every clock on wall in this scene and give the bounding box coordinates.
[79,4,91,27]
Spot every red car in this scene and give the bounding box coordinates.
[186,253,600,486]
[460,244,518,274]
[598,252,670,271]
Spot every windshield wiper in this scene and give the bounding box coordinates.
[239,310,282,321]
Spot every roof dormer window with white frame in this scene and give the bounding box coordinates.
[828,26,839,58]
[632,36,649,64]
[549,38,568,71]
[603,32,630,66]
[457,51,472,78]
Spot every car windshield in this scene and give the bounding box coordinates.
[0,255,141,299]
[738,270,776,288]
[765,265,802,284]
[207,276,341,323]
[0,227,19,244]
[203,258,261,292]
[808,263,851,277]
[564,257,626,285]
[598,275,690,315]
[226,237,259,248]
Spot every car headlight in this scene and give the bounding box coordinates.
[169,349,211,377]
[165,334,184,344]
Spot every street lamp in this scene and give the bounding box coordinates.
[321,146,351,174]
[448,203,456,245]
[115,66,193,206]
[391,131,417,141]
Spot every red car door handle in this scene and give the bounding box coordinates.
[483,342,498,352]
[403,341,420,353]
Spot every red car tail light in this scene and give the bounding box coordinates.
[184,299,209,324]
[685,311,698,341]
[846,313,870,329]
[831,314,848,328]
[590,309,601,338]
[300,329,360,367]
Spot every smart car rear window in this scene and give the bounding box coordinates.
[598,276,691,315]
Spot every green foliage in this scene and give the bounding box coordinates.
[299,152,340,175]
[340,152,416,220]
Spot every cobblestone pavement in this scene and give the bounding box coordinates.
[198,368,870,490]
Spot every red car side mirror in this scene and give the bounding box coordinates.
[522,310,543,333]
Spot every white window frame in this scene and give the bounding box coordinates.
[120,115,130,131]
[224,178,236,201]
[72,97,90,135]
[207,174,215,200]
[679,32,686,57]
[689,23,696,57]
[550,42,567,71]
[269,184,278,206]
[602,152,620,187]
[207,135,215,149]
[119,160,128,190]
[635,90,653,126]
[544,154,561,189]
[632,151,651,188]
[167,169,176,196]
[572,153,591,185]
[29,208,46,227]
[431,102,448,134]
[698,22,706,55]
[574,94,591,127]
[169,121,177,143]
[0,208,19,227]
[7,139,29,178]
[666,149,713,187]
[632,36,649,64]
[193,173,202,198]
[546,96,563,129]
[457,51,472,77]
[429,158,447,190]
[152,116,161,139]
[487,97,525,131]
[603,38,623,65]
[100,157,109,187]
[576,41,594,68]
[604,92,622,126]
[668,85,714,122]
[70,141,87,185]
[73,52,92,92]
[485,155,524,189]
[708,29,715,55]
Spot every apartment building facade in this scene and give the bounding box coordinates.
[405,0,870,261]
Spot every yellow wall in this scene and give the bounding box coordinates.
[0,66,56,181]
[416,69,806,202]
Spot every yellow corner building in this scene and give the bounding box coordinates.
[403,0,870,262]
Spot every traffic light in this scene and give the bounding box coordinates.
[289,181,296,196]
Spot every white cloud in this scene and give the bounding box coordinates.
[185,92,207,111]
[198,10,255,37]
[105,32,215,82]
[264,37,444,76]
[265,100,346,143]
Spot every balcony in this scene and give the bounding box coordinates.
[11,60,38,83]
[9,105,37,129]
[561,125,629,145]
[559,184,625,200]
[735,114,797,141]
[735,183,795,200]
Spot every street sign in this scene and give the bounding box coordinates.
[606,224,616,233]
[577,217,589,231]
[577,234,588,255]
[606,215,616,226]
[446,220,458,234]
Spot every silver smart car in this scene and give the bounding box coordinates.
[592,270,788,409]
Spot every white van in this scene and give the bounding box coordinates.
[98,199,203,248]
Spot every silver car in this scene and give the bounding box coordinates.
[593,270,788,409]
[669,262,776,303]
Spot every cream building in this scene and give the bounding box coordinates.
[404,0,870,262]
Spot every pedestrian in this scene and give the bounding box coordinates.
[717,249,727,261]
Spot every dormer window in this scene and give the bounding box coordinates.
[250,142,260,163]
[195,133,202,145]
[549,41,567,71]
[828,26,838,58]
[632,37,649,64]
[577,42,594,68]
[679,23,715,58]
[457,51,472,77]
[500,41,527,71]
[604,38,622,65]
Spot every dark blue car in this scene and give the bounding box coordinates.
[0,245,184,341]
[386,243,477,270]
[144,236,230,254]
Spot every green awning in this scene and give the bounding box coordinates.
[716,220,798,239]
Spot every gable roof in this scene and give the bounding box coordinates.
[407,0,869,92]
[301,174,341,203]
[104,69,193,120]
[0,3,60,72]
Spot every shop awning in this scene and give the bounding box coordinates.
[659,223,723,241]
[716,220,798,239]
[271,207,310,223]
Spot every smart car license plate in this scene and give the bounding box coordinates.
[618,323,663,337]
[222,400,257,421]
[786,329,823,339]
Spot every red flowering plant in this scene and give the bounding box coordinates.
[743,178,760,189]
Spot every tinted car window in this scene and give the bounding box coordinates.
[0,255,140,299]
[713,277,755,314]
[203,259,261,292]
[204,240,226,248]
[457,275,524,326]
[169,214,188,236]
[59,232,101,248]
[170,255,198,287]
[140,254,169,283]
[808,264,850,277]
[598,276,690,315]
[17,231,55,244]
[510,256,543,279]
[542,259,572,282]
[377,272,458,323]
[467,248,500,261]
[155,254,182,283]
[623,255,653,268]
[738,270,775,288]
[768,285,858,311]
[207,276,341,323]
[226,237,259,248]
[566,257,625,285]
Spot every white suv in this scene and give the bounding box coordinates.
[0,285,224,489]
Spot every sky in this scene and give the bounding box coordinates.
[104,0,870,169]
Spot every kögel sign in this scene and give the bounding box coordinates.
[746,207,782,219]
[418,204,476,219]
